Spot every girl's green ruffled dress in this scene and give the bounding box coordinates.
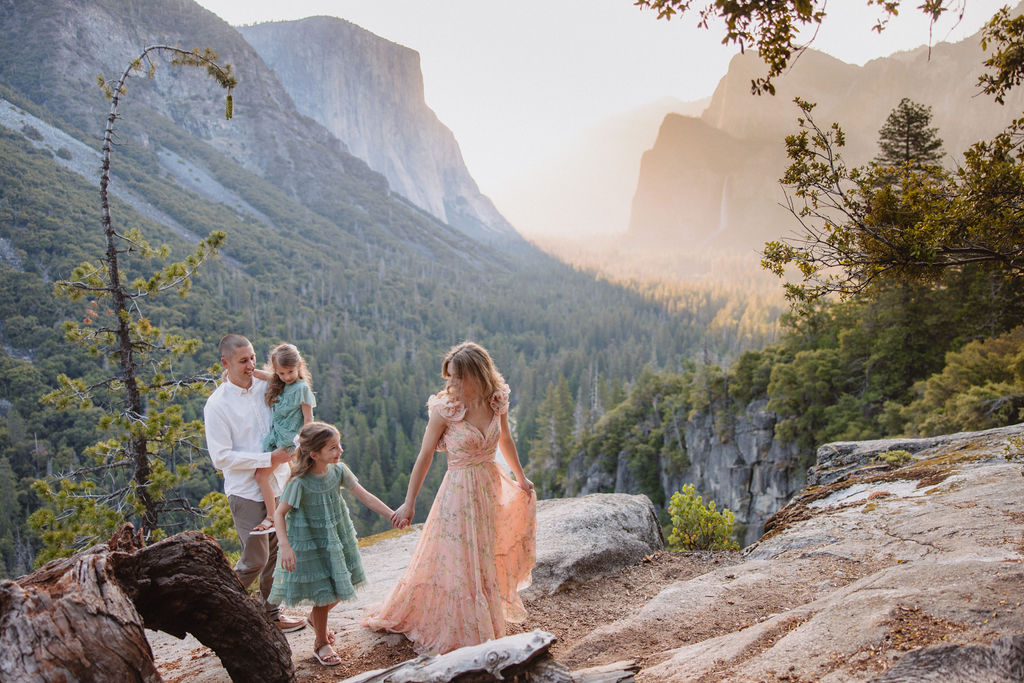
[262,379,316,450]
[268,462,366,607]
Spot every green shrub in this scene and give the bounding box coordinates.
[875,449,913,467]
[667,484,739,551]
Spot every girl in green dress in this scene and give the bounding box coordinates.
[251,343,316,535]
[269,421,395,666]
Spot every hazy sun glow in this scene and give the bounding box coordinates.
[195,0,1009,226]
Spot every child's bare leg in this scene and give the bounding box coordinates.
[311,602,340,665]
[252,467,276,533]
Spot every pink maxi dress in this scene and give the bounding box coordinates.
[362,385,537,654]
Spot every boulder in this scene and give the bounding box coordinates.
[527,493,664,597]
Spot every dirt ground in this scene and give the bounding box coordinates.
[156,550,740,682]
[284,550,740,681]
[155,545,992,682]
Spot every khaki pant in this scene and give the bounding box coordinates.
[229,495,280,620]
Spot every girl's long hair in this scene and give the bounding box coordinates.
[263,343,313,407]
[441,341,505,401]
[291,422,339,480]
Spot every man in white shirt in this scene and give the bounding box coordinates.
[204,334,305,633]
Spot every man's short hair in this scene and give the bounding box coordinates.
[218,334,252,360]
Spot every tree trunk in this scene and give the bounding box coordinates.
[0,524,295,682]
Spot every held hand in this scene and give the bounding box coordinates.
[390,502,413,529]
[279,546,296,572]
[270,448,292,466]
[517,475,535,493]
[389,513,404,529]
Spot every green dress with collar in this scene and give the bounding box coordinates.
[268,462,366,606]
[261,379,315,450]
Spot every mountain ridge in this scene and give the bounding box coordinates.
[627,25,1024,250]
[238,16,518,243]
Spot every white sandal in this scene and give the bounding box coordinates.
[313,643,341,666]
[250,517,275,536]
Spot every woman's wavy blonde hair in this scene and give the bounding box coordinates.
[441,341,505,401]
[263,343,313,407]
[290,422,340,480]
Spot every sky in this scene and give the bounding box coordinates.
[194,0,1010,202]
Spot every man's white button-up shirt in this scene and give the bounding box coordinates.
[204,376,288,501]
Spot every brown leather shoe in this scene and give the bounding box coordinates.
[274,615,306,633]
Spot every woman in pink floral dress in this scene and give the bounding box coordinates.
[362,341,536,654]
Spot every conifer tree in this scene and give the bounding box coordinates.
[764,98,1024,305]
[527,377,575,495]
[874,98,944,168]
[29,46,236,565]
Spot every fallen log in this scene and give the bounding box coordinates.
[341,630,639,682]
[0,524,295,683]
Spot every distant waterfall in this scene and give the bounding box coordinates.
[717,175,729,236]
[701,176,729,248]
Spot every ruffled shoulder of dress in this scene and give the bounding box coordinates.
[427,391,466,422]
[488,383,511,415]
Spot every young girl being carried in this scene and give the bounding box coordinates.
[251,343,315,535]
[362,341,536,654]
[268,421,395,666]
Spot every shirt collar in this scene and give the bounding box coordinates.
[224,376,261,396]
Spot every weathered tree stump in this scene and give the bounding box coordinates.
[0,524,295,682]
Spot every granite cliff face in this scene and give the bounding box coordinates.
[0,0,514,278]
[239,17,519,243]
[567,398,803,546]
[628,28,1024,250]
[0,0,392,207]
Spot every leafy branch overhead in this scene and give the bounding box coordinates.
[30,46,234,565]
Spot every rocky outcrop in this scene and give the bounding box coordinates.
[239,17,520,243]
[807,423,1024,486]
[147,423,1024,681]
[673,398,803,545]
[873,634,1024,682]
[576,422,1024,681]
[569,398,804,546]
